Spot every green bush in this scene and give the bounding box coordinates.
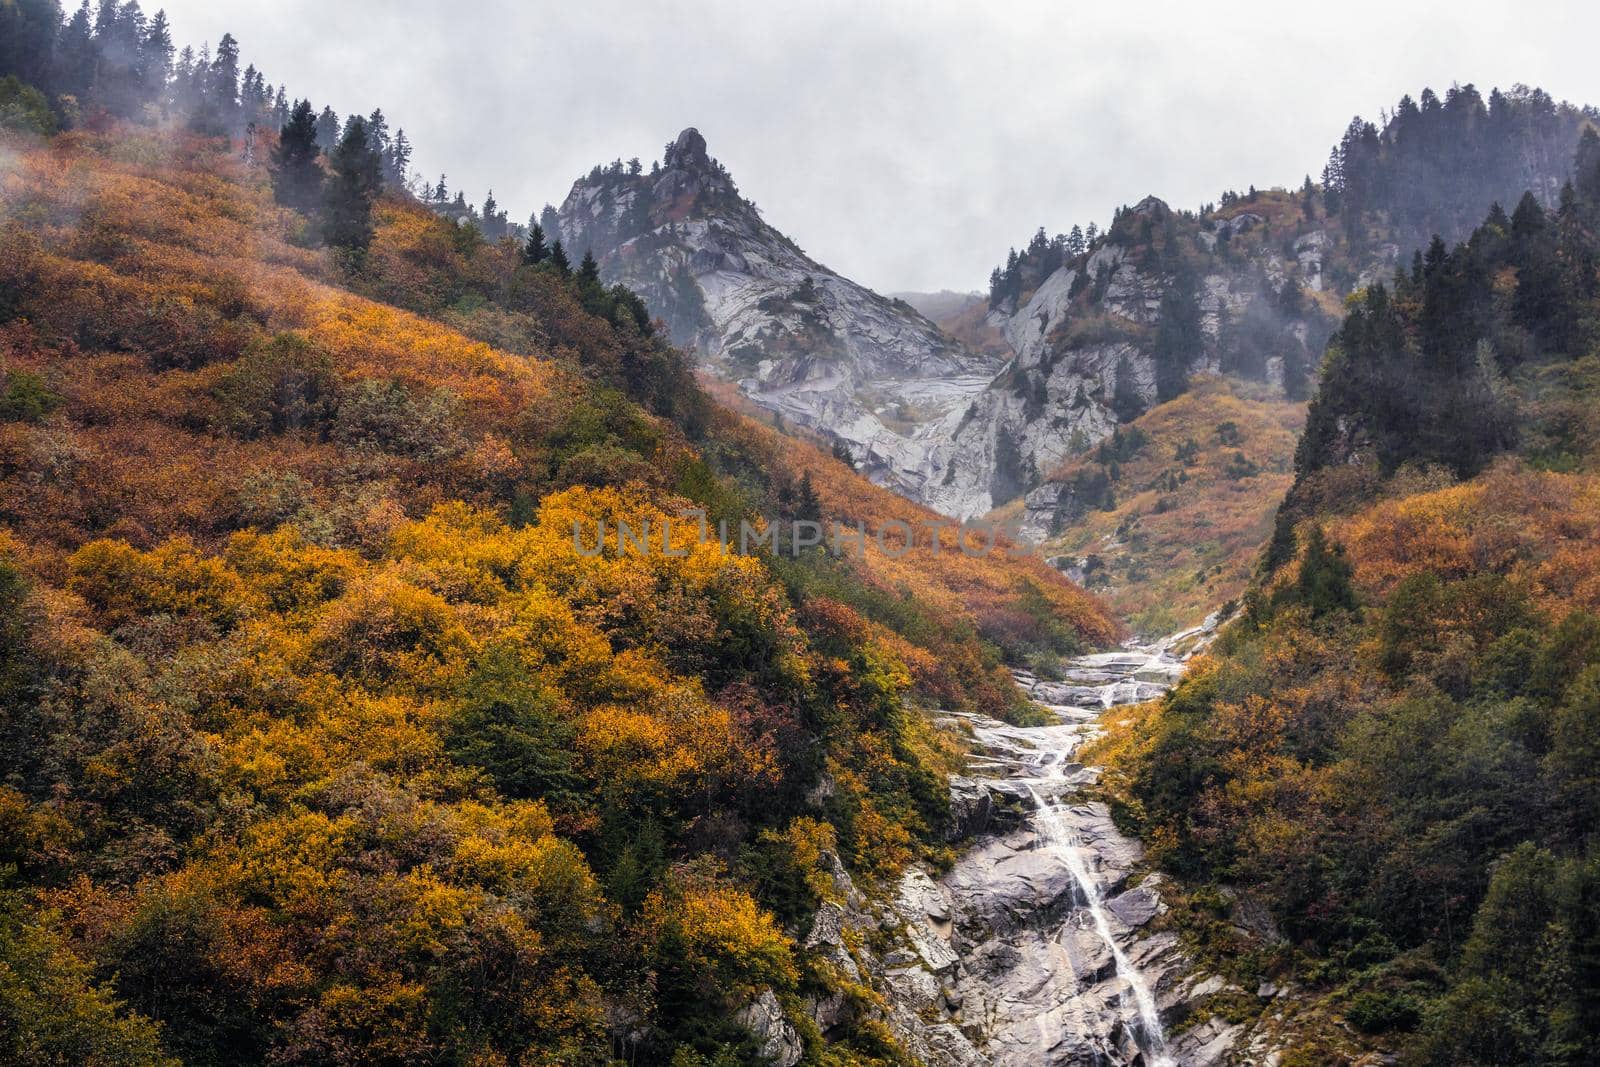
[0,77,55,136]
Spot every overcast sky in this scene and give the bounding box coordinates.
[156,0,1600,293]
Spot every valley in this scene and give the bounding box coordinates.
[3,7,1600,1063]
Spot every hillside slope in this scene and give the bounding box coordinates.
[0,123,1116,1067]
[1087,133,1600,1065]
[989,375,1304,633]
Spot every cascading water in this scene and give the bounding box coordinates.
[872,631,1223,1067]
[1026,782,1175,1067]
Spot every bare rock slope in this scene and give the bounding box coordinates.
[555,129,1003,505]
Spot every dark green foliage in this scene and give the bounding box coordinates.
[1325,84,1597,253]
[319,115,382,255]
[1291,526,1356,618]
[1152,263,1200,402]
[548,240,570,275]
[268,98,322,215]
[1413,844,1600,1065]
[0,888,177,1067]
[331,377,461,461]
[211,333,336,439]
[446,645,581,810]
[576,249,600,287]
[1284,172,1573,528]
[990,425,1032,506]
[521,223,548,265]
[1111,354,1145,421]
[0,75,56,135]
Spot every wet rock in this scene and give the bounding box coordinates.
[1105,884,1162,928]
[859,643,1241,1066]
[948,775,994,841]
[1170,1016,1247,1066]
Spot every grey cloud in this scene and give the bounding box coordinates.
[158,0,1600,292]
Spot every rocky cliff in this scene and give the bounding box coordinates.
[554,129,1004,503]
[556,138,1348,522]
[936,193,1346,520]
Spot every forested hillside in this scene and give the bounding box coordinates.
[0,18,1119,1062]
[972,84,1599,629]
[1089,133,1600,1064]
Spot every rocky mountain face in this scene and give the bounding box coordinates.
[554,129,1004,504]
[941,194,1344,521]
[556,136,1348,521]
[558,96,1586,528]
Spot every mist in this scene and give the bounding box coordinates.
[151,0,1600,293]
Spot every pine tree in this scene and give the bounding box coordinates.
[139,8,173,110]
[190,31,239,135]
[432,174,447,202]
[522,223,548,265]
[321,115,382,255]
[1293,525,1357,617]
[385,129,411,186]
[314,105,338,153]
[548,240,570,275]
[57,2,97,102]
[1067,224,1085,257]
[1152,264,1200,402]
[577,249,600,287]
[270,99,323,215]
[0,0,62,91]
[364,108,390,164]
[1576,128,1600,208]
[481,190,503,239]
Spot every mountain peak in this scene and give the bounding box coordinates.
[671,127,709,168]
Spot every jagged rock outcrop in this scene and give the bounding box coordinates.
[734,989,804,1067]
[933,197,1336,520]
[556,140,1346,523]
[555,129,1003,505]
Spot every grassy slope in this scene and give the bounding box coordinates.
[988,375,1304,633]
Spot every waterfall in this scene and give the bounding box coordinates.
[1026,783,1175,1067]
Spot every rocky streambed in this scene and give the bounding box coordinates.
[805,627,1256,1066]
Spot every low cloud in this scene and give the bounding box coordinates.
[157,0,1600,292]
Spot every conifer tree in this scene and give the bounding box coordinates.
[140,9,173,109]
[523,223,548,265]
[314,105,338,153]
[385,128,411,186]
[577,249,600,287]
[1293,525,1357,617]
[0,0,61,91]
[548,240,570,275]
[270,98,323,215]
[321,115,382,255]
[57,2,97,102]
[194,31,239,133]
